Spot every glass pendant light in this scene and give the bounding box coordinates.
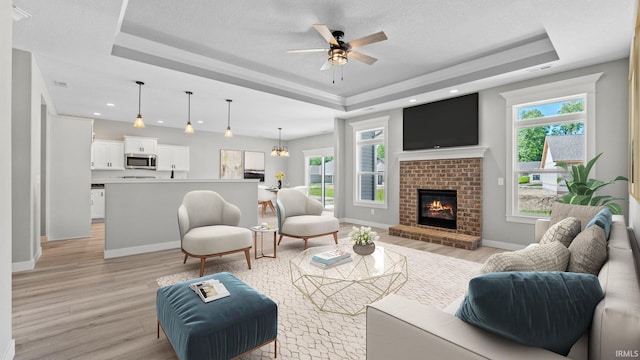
[224,99,233,137]
[271,127,289,157]
[184,91,195,134]
[133,81,145,128]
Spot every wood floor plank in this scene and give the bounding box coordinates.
[12,217,504,359]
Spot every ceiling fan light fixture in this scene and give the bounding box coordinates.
[184,91,195,134]
[133,81,145,128]
[329,48,348,66]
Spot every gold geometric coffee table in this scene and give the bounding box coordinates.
[289,242,408,316]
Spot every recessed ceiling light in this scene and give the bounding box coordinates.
[93,112,101,116]
[449,89,459,94]
[157,120,164,124]
[409,99,417,103]
[197,121,204,124]
[106,103,115,107]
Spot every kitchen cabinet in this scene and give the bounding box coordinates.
[91,188,105,219]
[92,140,124,170]
[124,136,157,155]
[157,145,190,171]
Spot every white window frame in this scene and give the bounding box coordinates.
[500,73,602,224]
[350,116,389,208]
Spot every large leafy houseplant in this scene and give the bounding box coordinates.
[556,153,628,214]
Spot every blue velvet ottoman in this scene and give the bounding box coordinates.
[156,272,278,360]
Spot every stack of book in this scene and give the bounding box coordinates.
[311,249,353,269]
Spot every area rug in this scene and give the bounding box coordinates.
[156,241,482,360]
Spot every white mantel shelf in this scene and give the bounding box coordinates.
[395,146,488,161]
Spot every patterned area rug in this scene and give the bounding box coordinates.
[156,241,481,360]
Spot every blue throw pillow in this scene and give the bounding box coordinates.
[455,272,604,356]
[585,208,613,239]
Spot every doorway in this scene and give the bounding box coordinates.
[304,148,334,209]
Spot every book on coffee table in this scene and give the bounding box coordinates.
[189,279,230,303]
[312,249,351,264]
[310,256,353,269]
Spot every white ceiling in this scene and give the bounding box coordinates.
[11,0,636,140]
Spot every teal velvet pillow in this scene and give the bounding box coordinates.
[585,208,613,239]
[455,271,604,356]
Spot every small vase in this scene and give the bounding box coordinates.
[353,242,375,256]
[277,180,282,189]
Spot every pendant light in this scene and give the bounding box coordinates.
[224,99,233,137]
[133,81,145,128]
[271,127,289,157]
[184,91,195,134]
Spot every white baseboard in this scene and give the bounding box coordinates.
[340,218,394,230]
[481,239,526,251]
[2,339,15,360]
[12,246,43,273]
[104,241,180,259]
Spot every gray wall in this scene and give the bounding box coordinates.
[336,59,629,248]
[48,116,92,240]
[1,1,13,356]
[92,119,290,187]
[286,133,334,187]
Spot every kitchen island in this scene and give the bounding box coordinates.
[97,179,259,258]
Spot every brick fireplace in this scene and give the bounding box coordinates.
[389,148,485,249]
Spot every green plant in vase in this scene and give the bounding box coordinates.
[556,152,628,214]
[349,226,379,255]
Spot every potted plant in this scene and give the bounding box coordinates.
[556,152,628,214]
[349,226,379,255]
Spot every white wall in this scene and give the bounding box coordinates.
[1,0,15,357]
[92,120,290,186]
[337,59,629,248]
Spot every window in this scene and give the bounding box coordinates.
[351,117,388,207]
[501,73,601,223]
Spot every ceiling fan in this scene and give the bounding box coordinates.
[288,24,388,70]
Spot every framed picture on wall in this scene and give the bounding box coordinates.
[220,149,243,179]
[243,151,265,182]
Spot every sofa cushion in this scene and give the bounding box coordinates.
[480,241,570,274]
[549,203,604,231]
[585,208,613,240]
[539,216,581,247]
[455,271,604,356]
[567,226,607,275]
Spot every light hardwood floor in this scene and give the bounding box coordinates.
[12,216,504,359]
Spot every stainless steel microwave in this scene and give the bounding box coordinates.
[125,154,156,169]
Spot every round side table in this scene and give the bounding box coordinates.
[250,226,278,259]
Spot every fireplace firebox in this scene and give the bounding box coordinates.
[418,189,457,229]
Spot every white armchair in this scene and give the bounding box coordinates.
[276,188,339,249]
[177,190,252,276]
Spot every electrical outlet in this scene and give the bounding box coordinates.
[498,177,504,186]
[371,209,375,215]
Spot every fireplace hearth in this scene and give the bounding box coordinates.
[418,189,457,229]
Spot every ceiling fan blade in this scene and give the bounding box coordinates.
[348,51,377,65]
[320,60,331,71]
[347,31,388,49]
[287,48,328,54]
[313,24,339,46]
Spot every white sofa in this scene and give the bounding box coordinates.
[366,214,640,360]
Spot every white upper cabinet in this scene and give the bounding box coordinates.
[92,140,124,170]
[123,136,158,155]
[156,145,190,172]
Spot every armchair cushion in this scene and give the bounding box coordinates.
[280,215,339,237]
[182,225,252,255]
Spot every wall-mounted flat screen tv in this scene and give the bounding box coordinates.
[403,92,479,151]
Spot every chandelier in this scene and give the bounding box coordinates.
[271,127,289,157]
